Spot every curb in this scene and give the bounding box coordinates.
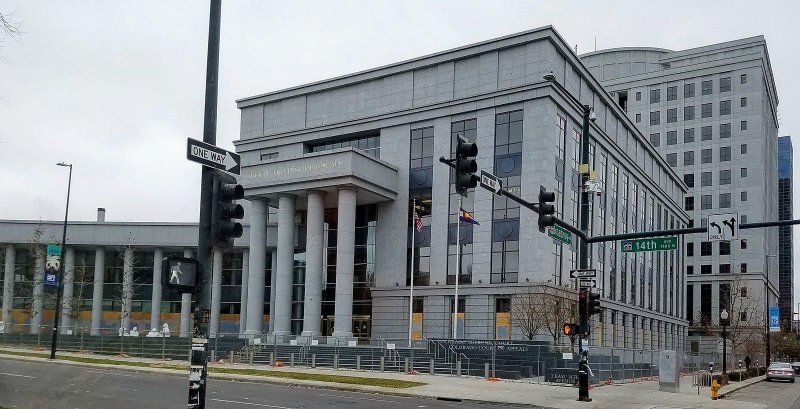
[0,352,555,409]
[718,376,766,399]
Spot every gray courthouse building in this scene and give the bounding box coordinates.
[1,26,696,350]
[581,36,782,346]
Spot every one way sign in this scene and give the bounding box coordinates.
[708,213,739,241]
[186,138,241,175]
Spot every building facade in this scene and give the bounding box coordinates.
[581,37,780,348]
[778,135,793,330]
[1,27,689,349]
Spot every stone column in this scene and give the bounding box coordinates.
[302,190,326,337]
[273,194,296,336]
[268,249,277,333]
[332,188,357,338]
[179,249,193,337]
[30,247,45,334]
[120,247,134,331]
[90,247,105,335]
[210,248,223,337]
[238,249,249,336]
[245,199,268,336]
[150,248,164,332]
[2,245,16,331]
[60,247,75,334]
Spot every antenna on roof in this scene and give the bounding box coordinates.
[594,36,597,52]
[574,44,578,54]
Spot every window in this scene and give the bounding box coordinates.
[741,239,748,249]
[683,173,695,187]
[410,127,434,167]
[720,146,731,161]
[719,170,731,185]
[260,151,279,161]
[701,126,712,141]
[308,133,380,157]
[650,111,660,125]
[741,191,748,202]
[720,264,731,274]
[741,263,747,273]
[684,151,695,166]
[701,103,712,118]
[686,242,694,256]
[701,265,712,274]
[667,86,677,101]
[494,110,523,155]
[667,108,677,123]
[684,83,695,98]
[740,312,747,321]
[720,242,731,255]
[741,168,748,178]
[741,121,747,130]
[685,196,695,211]
[701,242,712,256]
[720,77,731,92]
[684,106,695,120]
[740,74,747,84]
[701,149,712,164]
[636,92,642,101]
[702,80,713,95]
[701,171,712,187]
[491,241,519,284]
[650,89,661,103]
[684,128,695,143]
[666,153,677,167]
[720,100,731,115]
[650,133,660,146]
[667,131,677,145]
[720,123,731,139]
[741,215,747,224]
[636,113,641,123]
[701,195,712,210]
[741,97,747,107]
[720,193,731,208]
[740,287,748,297]
[741,144,747,154]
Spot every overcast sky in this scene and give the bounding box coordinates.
[2,1,799,299]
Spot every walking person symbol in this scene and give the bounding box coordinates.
[169,262,183,284]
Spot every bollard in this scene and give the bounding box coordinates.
[430,358,435,375]
[404,357,409,373]
[312,354,316,368]
[334,354,339,369]
[248,349,253,365]
[270,352,275,365]
[485,362,490,379]
[380,356,385,372]
[291,353,295,367]
[357,355,361,370]
[211,349,216,363]
[457,360,462,377]
[230,350,234,363]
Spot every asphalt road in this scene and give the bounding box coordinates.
[0,358,517,409]
[727,378,800,409]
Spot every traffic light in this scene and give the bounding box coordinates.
[588,292,602,316]
[211,170,245,249]
[537,185,556,232]
[455,136,478,194]
[162,255,200,293]
[578,290,589,337]
[563,323,580,337]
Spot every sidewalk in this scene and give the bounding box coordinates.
[0,347,766,409]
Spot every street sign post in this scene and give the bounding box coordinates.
[548,225,572,245]
[578,279,597,288]
[479,170,502,195]
[769,306,780,332]
[621,237,678,253]
[45,245,61,286]
[570,269,597,279]
[708,213,739,242]
[186,138,241,175]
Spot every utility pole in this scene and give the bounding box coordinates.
[577,104,594,402]
[188,1,220,408]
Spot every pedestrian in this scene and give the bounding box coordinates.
[745,355,751,369]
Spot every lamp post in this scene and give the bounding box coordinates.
[720,309,729,374]
[50,162,72,360]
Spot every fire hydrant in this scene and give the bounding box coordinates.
[711,379,721,400]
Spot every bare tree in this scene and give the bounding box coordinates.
[510,288,545,340]
[538,285,578,347]
[0,9,22,62]
[722,275,766,358]
[15,224,59,321]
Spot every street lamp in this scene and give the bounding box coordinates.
[50,162,72,360]
[720,309,729,374]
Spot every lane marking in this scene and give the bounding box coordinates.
[0,372,35,379]
[209,398,296,409]
[318,393,399,403]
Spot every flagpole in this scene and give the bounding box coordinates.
[453,195,462,339]
[408,199,416,348]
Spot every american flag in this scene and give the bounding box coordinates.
[414,209,424,232]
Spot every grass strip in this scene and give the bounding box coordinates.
[0,349,425,389]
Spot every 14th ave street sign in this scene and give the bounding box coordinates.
[186,138,241,175]
[621,237,678,253]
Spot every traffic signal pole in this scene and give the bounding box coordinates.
[189,1,220,408]
[577,104,592,402]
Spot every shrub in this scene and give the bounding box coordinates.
[758,366,767,376]
[745,367,758,378]
[712,374,729,385]
[727,371,747,382]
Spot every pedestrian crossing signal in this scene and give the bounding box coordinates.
[563,323,580,336]
[162,255,200,293]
